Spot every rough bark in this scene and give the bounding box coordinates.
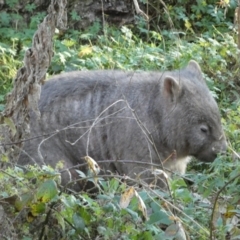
[0,0,67,163]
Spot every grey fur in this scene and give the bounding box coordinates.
[18,61,227,189]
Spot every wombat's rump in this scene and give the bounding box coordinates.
[18,61,227,189]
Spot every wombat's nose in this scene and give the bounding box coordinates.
[221,140,228,153]
[212,138,227,156]
[216,139,228,155]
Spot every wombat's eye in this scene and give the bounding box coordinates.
[200,125,209,134]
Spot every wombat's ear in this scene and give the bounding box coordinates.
[187,60,204,80]
[163,76,180,102]
[187,60,201,73]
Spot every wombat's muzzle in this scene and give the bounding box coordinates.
[196,137,227,163]
[211,137,228,159]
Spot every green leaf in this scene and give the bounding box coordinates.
[147,211,172,225]
[97,226,107,235]
[70,10,81,21]
[61,195,81,209]
[30,202,46,216]
[73,213,85,231]
[109,178,119,192]
[25,4,36,13]
[0,12,11,27]
[142,231,154,240]
[1,154,9,162]
[123,208,139,221]
[15,192,33,211]
[79,207,91,224]
[150,201,162,213]
[36,179,58,203]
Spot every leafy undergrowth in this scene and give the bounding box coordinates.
[1,152,240,239]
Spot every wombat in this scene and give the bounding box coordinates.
[18,60,227,189]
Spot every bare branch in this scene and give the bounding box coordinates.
[132,0,149,20]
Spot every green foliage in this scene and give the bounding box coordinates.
[5,0,18,8]
[0,166,206,238]
[148,0,236,35]
[0,42,22,111]
[70,10,81,21]
[0,1,45,110]
[2,156,240,239]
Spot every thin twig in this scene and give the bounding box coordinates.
[209,172,240,240]
[132,0,149,20]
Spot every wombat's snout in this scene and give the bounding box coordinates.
[212,137,227,156]
[220,139,228,154]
